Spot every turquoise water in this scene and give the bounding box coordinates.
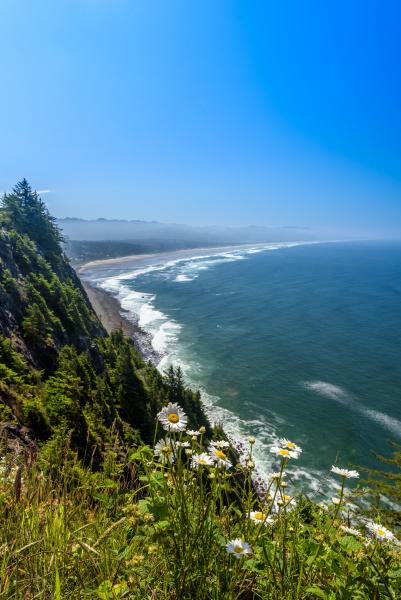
[84,242,401,491]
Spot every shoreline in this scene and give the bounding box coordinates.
[81,279,270,495]
[76,242,271,273]
[81,279,160,364]
[77,241,329,495]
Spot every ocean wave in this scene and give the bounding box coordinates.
[303,380,401,439]
[89,241,329,494]
[95,241,316,291]
[174,274,196,282]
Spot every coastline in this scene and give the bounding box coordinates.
[77,240,329,493]
[81,278,270,496]
[77,251,165,273]
[76,242,263,273]
[81,279,160,364]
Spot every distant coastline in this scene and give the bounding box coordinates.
[77,241,319,364]
[77,244,256,363]
[76,242,265,273]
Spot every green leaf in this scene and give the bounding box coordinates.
[305,585,328,599]
[154,520,170,531]
[54,562,61,600]
[338,535,363,553]
[388,568,401,579]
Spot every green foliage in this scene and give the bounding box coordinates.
[22,302,52,345]
[0,336,26,373]
[22,396,50,436]
[358,442,401,530]
[1,178,64,264]
[0,267,18,293]
[166,365,209,432]
[0,428,400,599]
[0,402,13,421]
[0,200,210,453]
[0,179,400,597]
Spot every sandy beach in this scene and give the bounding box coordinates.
[82,279,160,363]
[76,243,256,273]
[77,252,160,273]
[82,280,137,336]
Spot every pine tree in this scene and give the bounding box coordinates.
[22,303,50,345]
[114,346,152,441]
[1,179,63,261]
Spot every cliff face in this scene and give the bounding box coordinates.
[0,180,209,453]
[0,226,106,371]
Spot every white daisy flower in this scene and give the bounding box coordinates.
[340,525,361,537]
[366,522,394,542]
[248,511,274,526]
[332,497,341,505]
[176,441,190,448]
[279,438,302,454]
[154,438,175,464]
[278,494,296,506]
[186,429,200,437]
[212,440,230,449]
[331,466,359,479]
[226,538,252,558]
[270,446,300,459]
[209,446,232,469]
[191,452,214,469]
[270,471,286,480]
[158,403,188,432]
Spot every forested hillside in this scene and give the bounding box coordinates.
[0,179,208,452]
[0,182,399,599]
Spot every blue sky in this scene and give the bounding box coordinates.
[0,0,400,236]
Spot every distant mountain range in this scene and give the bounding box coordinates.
[57,217,315,244]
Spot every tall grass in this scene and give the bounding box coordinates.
[0,415,400,599]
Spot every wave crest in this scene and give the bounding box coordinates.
[303,380,401,439]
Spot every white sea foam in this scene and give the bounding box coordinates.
[363,409,401,439]
[304,381,348,402]
[88,241,327,493]
[304,380,401,439]
[95,241,315,293]
[175,274,195,282]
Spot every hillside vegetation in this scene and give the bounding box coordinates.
[0,181,400,599]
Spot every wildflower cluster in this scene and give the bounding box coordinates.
[0,403,399,599]
[151,402,399,600]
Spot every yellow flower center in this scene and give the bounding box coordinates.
[215,449,227,460]
[199,458,208,464]
[377,529,385,536]
[234,545,243,554]
[286,442,296,448]
[162,445,172,454]
[279,449,290,456]
[254,512,264,521]
[283,495,291,502]
[167,413,179,423]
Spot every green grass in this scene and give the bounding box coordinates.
[0,417,400,599]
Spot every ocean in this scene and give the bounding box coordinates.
[81,241,401,494]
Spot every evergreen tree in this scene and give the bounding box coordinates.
[114,345,152,441]
[1,179,63,261]
[22,303,50,345]
[358,442,401,529]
